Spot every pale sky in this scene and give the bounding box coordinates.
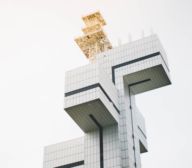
[0,0,192,168]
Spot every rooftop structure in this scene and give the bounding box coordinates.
[75,11,112,62]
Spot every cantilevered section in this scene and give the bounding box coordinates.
[64,62,119,132]
[124,64,171,95]
[75,11,112,62]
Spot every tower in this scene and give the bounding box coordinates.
[43,11,171,168]
[75,11,112,62]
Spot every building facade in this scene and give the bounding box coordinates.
[43,12,171,168]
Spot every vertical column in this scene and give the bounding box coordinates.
[120,80,134,168]
[84,129,100,168]
[119,79,142,168]
[89,114,104,168]
[84,118,122,168]
[103,124,122,168]
[130,94,142,168]
[128,89,142,168]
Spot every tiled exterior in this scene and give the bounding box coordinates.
[96,34,170,79]
[64,62,120,132]
[43,34,171,168]
[64,62,118,106]
[43,137,84,168]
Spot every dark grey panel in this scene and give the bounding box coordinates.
[56,161,84,168]
[139,140,148,154]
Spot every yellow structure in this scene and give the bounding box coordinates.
[75,11,113,62]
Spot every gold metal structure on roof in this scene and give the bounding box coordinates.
[75,11,113,62]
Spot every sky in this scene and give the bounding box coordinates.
[0,0,192,168]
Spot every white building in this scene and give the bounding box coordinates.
[43,11,171,168]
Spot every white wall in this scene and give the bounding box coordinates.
[43,137,84,168]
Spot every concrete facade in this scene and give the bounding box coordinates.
[43,34,171,168]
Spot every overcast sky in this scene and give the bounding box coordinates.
[0,0,192,168]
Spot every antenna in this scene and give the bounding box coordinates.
[128,34,132,43]
[141,29,145,38]
[118,38,122,46]
[150,27,154,35]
